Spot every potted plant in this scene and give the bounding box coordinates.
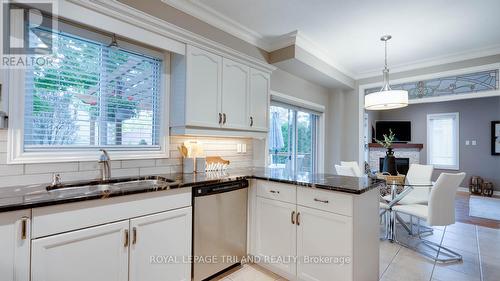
[376,129,397,175]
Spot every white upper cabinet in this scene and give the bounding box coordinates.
[129,207,192,281]
[31,220,129,281]
[171,44,272,137]
[248,69,270,131]
[184,45,222,128]
[221,58,250,130]
[0,210,30,281]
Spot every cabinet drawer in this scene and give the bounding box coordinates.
[256,180,296,204]
[297,188,353,217]
[32,188,191,238]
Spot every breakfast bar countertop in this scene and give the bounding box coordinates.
[0,167,384,212]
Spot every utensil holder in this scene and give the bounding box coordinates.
[183,157,195,174]
[195,157,206,173]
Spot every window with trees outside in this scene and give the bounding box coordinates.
[22,21,163,152]
[268,102,319,174]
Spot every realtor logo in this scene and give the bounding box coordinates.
[1,0,57,68]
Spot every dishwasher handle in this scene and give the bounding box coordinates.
[193,180,248,197]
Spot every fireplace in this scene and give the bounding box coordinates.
[379,157,410,175]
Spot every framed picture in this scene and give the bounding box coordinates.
[493,121,500,155]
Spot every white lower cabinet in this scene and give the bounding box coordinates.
[30,206,192,281]
[250,180,375,281]
[129,207,192,281]
[0,210,30,281]
[296,206,352,281]
[31,220,129,281]
[254,196,297,279]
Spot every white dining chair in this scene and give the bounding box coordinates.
[383,164,434,205]
[335,165,357,177]
[392,172,466,262]
[383,164,434,235]
[340,161,363,177]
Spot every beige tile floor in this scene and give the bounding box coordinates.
[211,222,499,281]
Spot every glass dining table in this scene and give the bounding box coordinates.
[381,180,434,242]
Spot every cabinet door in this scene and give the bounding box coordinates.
[129,207,192,281]
[254,196,296,279]
[222,58,249,130]
[296,206,353,281]
[248,68,269,131]
[0,210,30,281]
[186,45,222,128]
[31,220,129,281]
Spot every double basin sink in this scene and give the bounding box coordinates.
[20,176,181,202]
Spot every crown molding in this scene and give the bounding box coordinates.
[293,31,356,78]
[356,44,500,79]
[162,0,500,82]
[162,0,271,50]
[64,0,275,72]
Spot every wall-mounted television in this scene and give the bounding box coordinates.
[375,121,411,143]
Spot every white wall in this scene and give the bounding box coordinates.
[325,88,360,173]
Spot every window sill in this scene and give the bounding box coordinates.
[7,149,169,164]
[431,164,460,171]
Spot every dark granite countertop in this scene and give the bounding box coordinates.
[0,167,383,212]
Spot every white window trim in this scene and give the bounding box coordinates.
[6,14,171,164]
[426,112,460,170]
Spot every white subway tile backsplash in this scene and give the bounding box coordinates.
[121,159,156,168]
[78,160,121,171]
[0,173,53,188]
[139,166,170,176]
[0,153,7,164]
[111,168,140,178]
[0,164,24,176]
[0,131,7,141]
[156,158,181,167]
[25,162,79,174]
[59,170,100,182]
[0,136,253,189]
[0,142,7,153]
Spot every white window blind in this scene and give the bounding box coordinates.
[427,113,459,170]
[24,27,162,151]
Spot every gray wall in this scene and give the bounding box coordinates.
[378,96,500,190]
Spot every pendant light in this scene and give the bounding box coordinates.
[364,35,408,110]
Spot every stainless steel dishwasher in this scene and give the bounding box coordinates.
[192,180,248,281]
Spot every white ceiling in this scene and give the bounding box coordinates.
[164,0,500,79]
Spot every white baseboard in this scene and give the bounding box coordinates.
[457,187,500,196]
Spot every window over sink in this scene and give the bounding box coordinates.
[7,16,169,163]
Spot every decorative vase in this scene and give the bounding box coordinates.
[383,147,397,176]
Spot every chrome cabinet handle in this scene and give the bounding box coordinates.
[132,227,137,245]
[250,116,254,127]
[291,211,296,224]
[269,190,280,194]
[21,216,28,240]
[223,113,227,124]
[296,212,301,226]
[314,198,329,204]
[124,229,129,247]
[218,113,222,124]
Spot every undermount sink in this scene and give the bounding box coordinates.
[45,176,180,193]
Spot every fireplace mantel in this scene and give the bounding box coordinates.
[368,143,424,173]
[368,143,423,150]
